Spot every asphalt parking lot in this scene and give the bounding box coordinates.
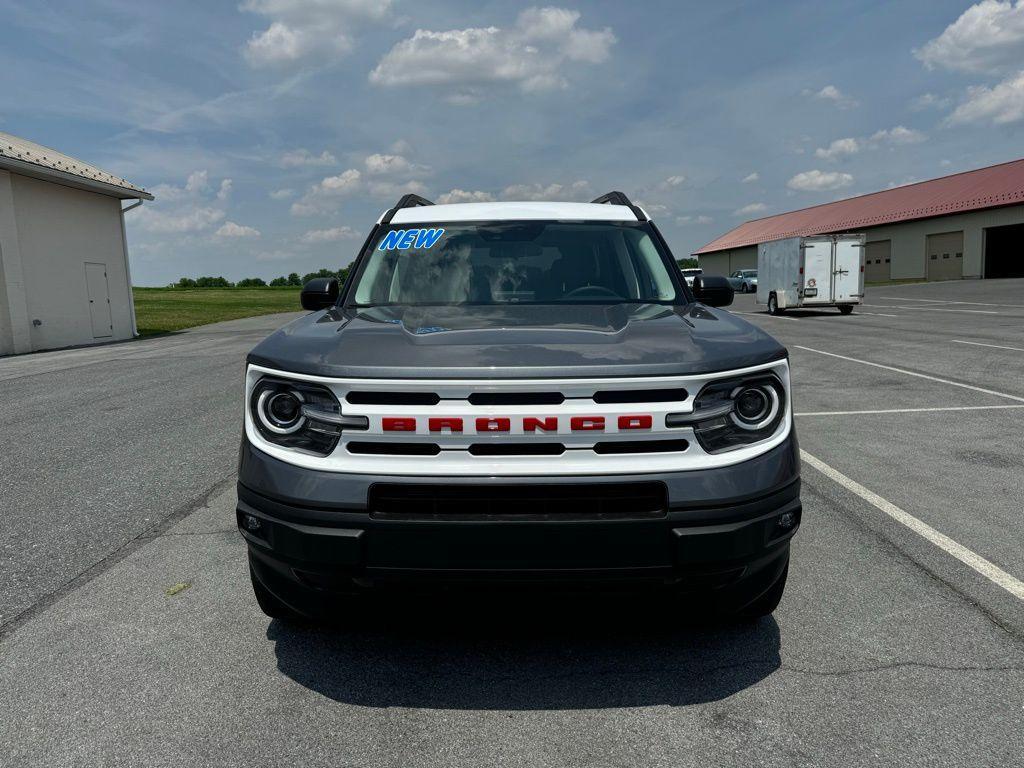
[1,280,1023,767]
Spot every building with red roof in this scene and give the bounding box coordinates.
[695,158,1024,283]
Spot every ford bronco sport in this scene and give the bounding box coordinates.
[238,192,800,621]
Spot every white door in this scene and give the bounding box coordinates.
[833,239,862,302]
[85,262,113,338]
[802,239,832,305]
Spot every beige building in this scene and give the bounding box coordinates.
[0,132,152,355]
[695,158,1024,284]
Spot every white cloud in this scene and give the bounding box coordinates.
[870,125,928,144]
[910,92,952,111]
[734,202,768,217]
[369,7,616,96]
[663,174,686,187]
[269,188,295,200]
[242,0,393,67]
[136,206,225,233]
[948,71,1024,124]
[299,226,359,243]
[185,169,208,194]
[915,0,1024,74]
[807,84,858,108]
[134,169,233,234]
[363,152,430,177]
[280,148,337,168]
[787,170,854,192]
[814,128,925,163]
[815,137,861,161]
[499,180,593,201]
[215,221,260,238]
[676,214,713,225]
[741,172,759,184]
[291,168,361,216]
[436,189,495,204]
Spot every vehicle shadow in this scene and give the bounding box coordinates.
[268,591,781,710]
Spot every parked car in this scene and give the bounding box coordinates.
[237,191,800,624]
[680,267,703,286]
[728,269,758,293]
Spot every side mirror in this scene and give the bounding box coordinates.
[693,275,734,307]
[300,277,339,311]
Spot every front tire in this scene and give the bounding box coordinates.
[768,293,783,315]
[838,304,854,315]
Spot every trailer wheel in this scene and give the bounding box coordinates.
[838,304,854,315]
[768,293,783,315]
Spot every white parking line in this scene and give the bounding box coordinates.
[731,311,795,321]
[794,345,1024,403]
[952,339,1024,353]
[864,305,999,315]
[853,311,899,317]
[876,296,1024,308]
[796,404,1024,416]
[801,450,1024,601]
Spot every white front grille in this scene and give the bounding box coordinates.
[244,361,791,476]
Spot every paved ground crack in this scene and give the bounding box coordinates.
[0,474,237,641]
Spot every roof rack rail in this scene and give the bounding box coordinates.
[590,191,647,222]
[381,193,435,224]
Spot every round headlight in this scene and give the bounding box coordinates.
[257,388,306,434]
[730,384,779,431]
[736,387,769,422]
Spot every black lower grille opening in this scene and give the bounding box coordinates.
[347,442,441,456]
[468,443,565,456]
[369,482,667,520]
[593,388,687,404]
[593,439,689,454]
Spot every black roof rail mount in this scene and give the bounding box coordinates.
[381,193,435,224]
[591,191,647,222]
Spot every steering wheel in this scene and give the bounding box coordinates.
[562,285,622,299]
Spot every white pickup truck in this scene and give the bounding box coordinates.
[757,234,865,315]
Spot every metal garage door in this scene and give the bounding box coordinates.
[926,231,964,282]
[865,240,891,283]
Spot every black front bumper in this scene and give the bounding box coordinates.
[237,434,801,608]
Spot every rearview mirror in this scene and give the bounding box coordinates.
[300,277,340,311]
[692,275,734,307]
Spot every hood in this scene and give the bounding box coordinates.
[247,303,787,379]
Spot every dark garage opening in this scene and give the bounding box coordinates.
[984,223,1024,279]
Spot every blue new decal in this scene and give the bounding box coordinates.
[378,228,445,251]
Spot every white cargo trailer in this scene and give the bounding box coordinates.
[756,234,865,315]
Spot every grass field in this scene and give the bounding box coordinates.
[132,287,302,335]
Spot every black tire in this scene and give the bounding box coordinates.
[767,293,783,315]
[250,564,306,623]
[739,283,747,293]
[732,561,789,620]
[838,304,854,315]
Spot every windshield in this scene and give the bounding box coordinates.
[744,270,757,277]
[348,221,682,307]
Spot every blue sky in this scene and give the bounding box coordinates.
[3,0,1024,285]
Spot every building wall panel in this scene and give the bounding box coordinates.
[10,173,132,351]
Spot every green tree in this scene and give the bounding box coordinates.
[195,276,233,288]
[287,272,302,286]
[676,257,699,270]
[269,276,289,287]
[176,277,197,288]
[236,277,267,287]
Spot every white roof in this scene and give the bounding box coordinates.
[387,201,640,224]
[0,131,153,200]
